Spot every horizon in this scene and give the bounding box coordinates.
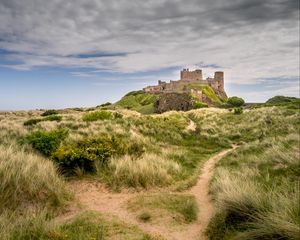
[0,0,299,110]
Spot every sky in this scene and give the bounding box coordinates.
[0,0,299,110]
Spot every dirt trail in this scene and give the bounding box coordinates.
[188,147,237,239]
[65,147,236,240]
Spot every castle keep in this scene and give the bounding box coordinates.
[143,69,225,95]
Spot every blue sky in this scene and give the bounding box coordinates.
[0,0,299,110]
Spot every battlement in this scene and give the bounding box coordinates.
[180,68,203,81]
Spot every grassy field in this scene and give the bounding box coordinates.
[0,99,299,239]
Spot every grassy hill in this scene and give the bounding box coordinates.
[0,104,299,239]
[114,85,227,114]
[114,90,159,114]
[251,96,300,110]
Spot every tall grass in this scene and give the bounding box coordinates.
[102,153,181,188]
[207,135,300,239]
[0,144,70,212]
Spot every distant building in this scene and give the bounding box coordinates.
[143,69,225,95]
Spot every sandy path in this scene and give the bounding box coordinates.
[188,147,237,239]
[65,147,236,240]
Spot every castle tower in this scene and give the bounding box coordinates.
[214,71,224,92]
[180,69,203,81]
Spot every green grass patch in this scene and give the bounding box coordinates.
[82,110,113,121]
[1,211,160,240]
[128,193,198,224]
[188,84,222,103]
[115,91,158,114]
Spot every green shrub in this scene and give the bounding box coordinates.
[82,110,113,122]
[26,129,68,156]
[41,109,59,116]
[44,115,62,122]
[52,136,126,173]
[24,118,43,126]
[227,97,245,107]
[233,107,243,114]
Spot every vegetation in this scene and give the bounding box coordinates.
[52,135,130,173]
[0,144,70,213]
[41,109,59,116]
[24,114,62,126]
[194,101,208,109]
[82,110,113,121]
[189,84,224,103]
[24,118,43,126]
[114,91,159,114]
[206,135,300,239]
[1,211,159,240]
[128,193,198,224]
[44,114,63,122]
[265,96,300,109]
[227,96,245,107]
[233,107,243,114]
[26,129,68,156]
[0,99,298,239]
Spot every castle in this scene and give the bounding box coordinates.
[143,69,225,95]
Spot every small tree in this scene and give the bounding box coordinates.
[227,96,245,107]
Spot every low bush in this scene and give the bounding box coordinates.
[82,110,113,122]
[233,107,243,114]
[44,114,62,122]
[52,136,128,173]
[227,97,245,107]
[41,109,59,116]
[26,129,68,156]
[24,118,43,126]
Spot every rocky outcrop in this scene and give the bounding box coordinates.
[155,93,194,113]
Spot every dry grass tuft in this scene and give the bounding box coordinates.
[107,153,181,188]
[0,144,70,212]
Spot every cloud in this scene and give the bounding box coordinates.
[0,0,299,88]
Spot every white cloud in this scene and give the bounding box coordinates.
[0,0,299,87]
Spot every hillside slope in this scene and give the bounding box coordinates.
[114,90,159,114]
[115,84,227,114]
